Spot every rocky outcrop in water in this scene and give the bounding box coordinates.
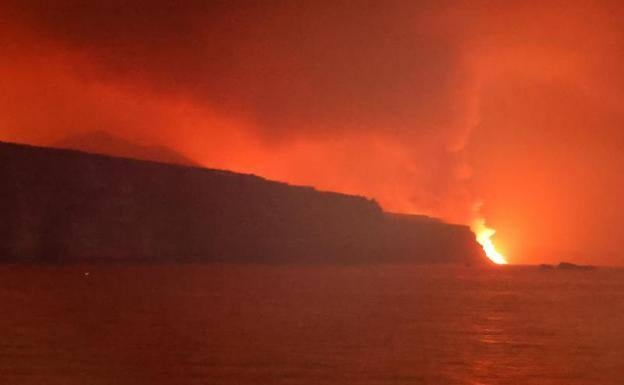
[0,141,487,264]
[540,262,596,270]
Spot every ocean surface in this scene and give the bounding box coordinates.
[1,264,623,385]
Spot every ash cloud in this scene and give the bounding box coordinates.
[6,1,472,141]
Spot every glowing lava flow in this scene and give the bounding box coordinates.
[472,219,508,265]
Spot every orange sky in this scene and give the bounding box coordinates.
[2,1,624,265]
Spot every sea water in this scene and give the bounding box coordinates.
[1,264,623,384]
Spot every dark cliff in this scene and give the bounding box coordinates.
[0,141,487,264]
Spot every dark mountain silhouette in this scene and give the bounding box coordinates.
[0,141,488,264]
[55,131,199,167]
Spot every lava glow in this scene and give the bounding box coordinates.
[473,219,508,265]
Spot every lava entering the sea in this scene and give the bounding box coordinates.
[472,219,508,265]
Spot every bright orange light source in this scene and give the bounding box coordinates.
[472,218,508,265]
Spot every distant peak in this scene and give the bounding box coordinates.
[54,131,200,167]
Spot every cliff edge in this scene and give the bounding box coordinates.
[0,141,487,264]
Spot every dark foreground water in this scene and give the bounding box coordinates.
[1,264,623,385]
